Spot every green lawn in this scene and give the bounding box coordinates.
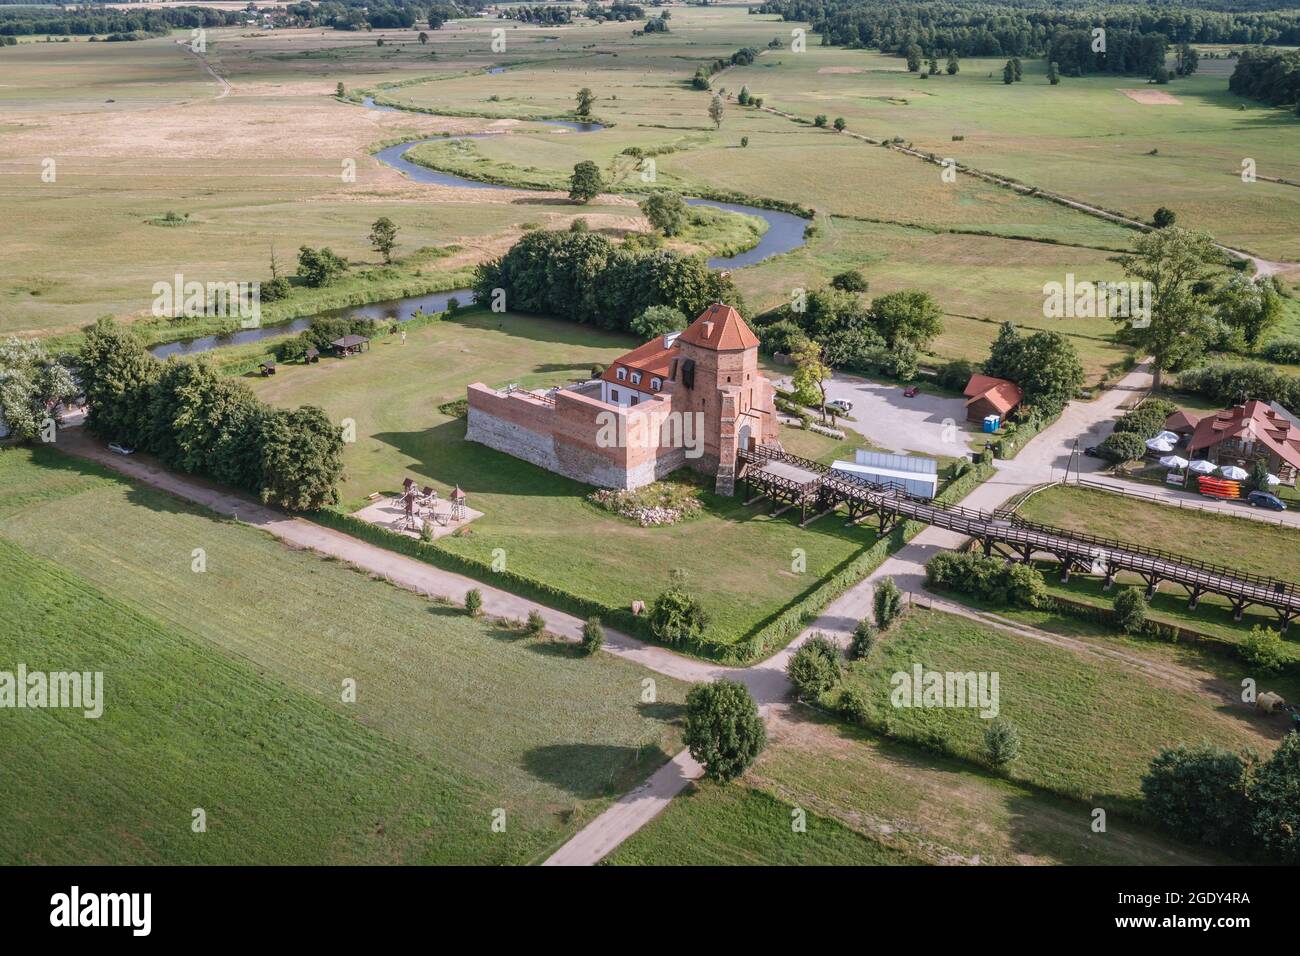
[250,310,883,648]
[1019,485,1300,583]
[605,709,1222,866]
[835,608,1278,805]
[0,446,689,864]
[1017,484,1300,641]
[604,782,917,866]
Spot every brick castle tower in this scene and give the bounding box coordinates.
[673,303,779,494]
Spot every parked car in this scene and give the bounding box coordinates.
[108,442,135,456]
[826,399,853,415]
[1084,445,1101,458]
[1247,490,1287,511]
[903,385,920,398]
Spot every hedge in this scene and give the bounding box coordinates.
[725,460,995,663]
[312,460,996,665]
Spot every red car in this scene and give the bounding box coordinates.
[903,385,920,398]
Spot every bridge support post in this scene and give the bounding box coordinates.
[1231,599,1246,622]
[982,538,992,558]
[1102,572,1115,591]
[1060,562,1071,584]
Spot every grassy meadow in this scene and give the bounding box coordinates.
[834,607,1279,805]
[606,708,1222,866]
[1013,484,1300,653]
[0,446,690,864]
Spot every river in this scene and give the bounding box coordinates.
[151,103,807,358]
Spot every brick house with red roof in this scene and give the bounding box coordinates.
[1188,400,1300,486]
[465,304,779,493]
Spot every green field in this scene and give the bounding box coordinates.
[249,309,882,648]
[6,9,1296,379]
[834,607,1278,804]
[1017,484,1300,642]
[0,446,689,864]
[606,708,1221,866]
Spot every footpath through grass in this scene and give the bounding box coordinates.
[0,446,689,864]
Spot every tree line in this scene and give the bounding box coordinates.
[77,319,344,512]
[1229,45,1300,108]
[0,5,243,37]
[754,0,1300,62]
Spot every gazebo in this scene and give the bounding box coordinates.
[450,485,467,522]
[258,361,276,376]
[331,334,370,358]
[304,347,320,364]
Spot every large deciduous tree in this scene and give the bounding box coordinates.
[1216,273,1283,352]
[639,190,689,236]
[868,289,943,350]
[257,405,344,512]
[683,679,767,783]
[568,160,604,204]
[368,217,398,264]
[1113,227,1223,390]
[982,322,1084,415]
[0,337,77,442]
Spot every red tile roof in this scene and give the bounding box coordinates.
[963,374,1023,415]
[1164,409,1201,432]
[676,303,759,351]
[601,334,676,392]
[1188,400,1300,470]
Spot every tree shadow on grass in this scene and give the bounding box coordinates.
[522,742,674,799]
[638,700,686,723]
[373,418,587,498]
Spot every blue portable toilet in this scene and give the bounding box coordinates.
[983,414,1000,433]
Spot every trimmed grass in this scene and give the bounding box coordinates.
[604,709,1222,866]
[1017,484,1300,644]
[250,311,882,648]
[0,446,689,864]
[604,782,917,866]
[835,608,1278,805]
[1018,484,1300,584]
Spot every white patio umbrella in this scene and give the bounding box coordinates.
[1158,455,1189,469]
[1187,459,1217,474]
[1145,437,1176,453]
[1218,465,1249,481]
[1154,430,1180,444]
[1266,473,1281,486]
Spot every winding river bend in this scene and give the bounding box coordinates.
[152,104,807,358]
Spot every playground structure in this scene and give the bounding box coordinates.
[353,478,481,540]
[737,445,1300,632]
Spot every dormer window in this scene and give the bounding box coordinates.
[630,372,642,385]
[650,377,662,391]
[616,367,627,381]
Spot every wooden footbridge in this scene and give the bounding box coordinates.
[737,445,1300,631]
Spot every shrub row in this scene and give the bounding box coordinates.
[1177,361,1300,415]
